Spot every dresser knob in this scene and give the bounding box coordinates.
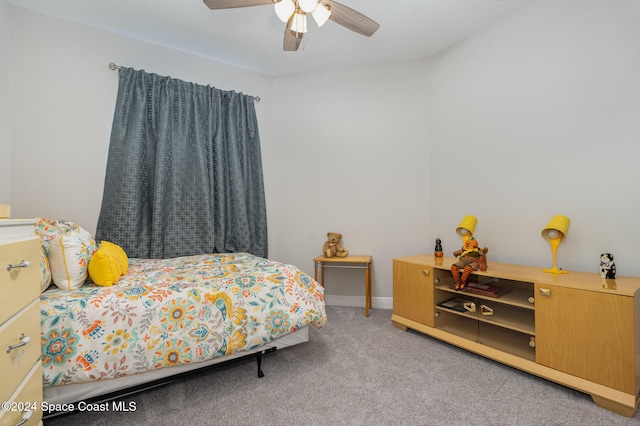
[15,409,33,426]
[6,260,31,271]
[6,333,31,353]
[422,269,429,276]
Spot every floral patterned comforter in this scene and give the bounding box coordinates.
[40,253,326,387]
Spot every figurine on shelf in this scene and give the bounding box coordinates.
[451,237,489,290]
[434,238,443,257]
[600,253,616,279]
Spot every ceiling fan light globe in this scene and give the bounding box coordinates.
[312,3,331,27]
[274,0,295,23]
[299,0,318,13]
[290,12,308,33]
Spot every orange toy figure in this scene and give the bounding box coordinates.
[451,237,489,290]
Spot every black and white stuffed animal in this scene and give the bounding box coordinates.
[600,253,616,279]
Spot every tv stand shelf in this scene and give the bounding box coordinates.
[391,255,640,417]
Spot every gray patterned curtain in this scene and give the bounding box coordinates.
[96,67,267,259]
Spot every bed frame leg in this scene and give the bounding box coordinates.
[257,353,265,378]
[256,347,276,378]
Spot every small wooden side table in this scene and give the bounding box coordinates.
[313,255,373,317]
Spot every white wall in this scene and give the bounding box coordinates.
[272,61,431,303]
[0,0,10,203]
[271,0,640,307]
[8,0,640,310]
[428,0,640,276]
[9,8,274,245]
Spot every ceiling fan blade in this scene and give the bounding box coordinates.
[325,0,380,37]
[283,16,303,51]
[203,0,273,10]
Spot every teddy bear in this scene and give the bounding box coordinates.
[322,232,349,258]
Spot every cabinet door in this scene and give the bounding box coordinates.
[0,238,41,325]
[535,284,638,395]
[393,261,434,327]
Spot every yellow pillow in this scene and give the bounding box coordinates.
[100,241,129,274]
[88,241,128,287]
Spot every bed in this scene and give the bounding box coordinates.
[35,219,326,406]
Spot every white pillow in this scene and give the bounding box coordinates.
[36,218,98,290]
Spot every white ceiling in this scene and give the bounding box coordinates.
[8,0,537,77]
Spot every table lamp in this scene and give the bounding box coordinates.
[541,214,570,274]
[456,215,477,244]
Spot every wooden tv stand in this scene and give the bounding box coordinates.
[391,255,640,417]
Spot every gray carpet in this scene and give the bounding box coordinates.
[45,306,640,425]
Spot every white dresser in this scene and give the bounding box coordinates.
[0,219,43,426]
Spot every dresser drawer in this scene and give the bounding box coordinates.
[0,299,41,405]
[0,361,43,426]
[0,237,40,325]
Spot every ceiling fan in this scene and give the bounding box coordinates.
[203,0,380,51]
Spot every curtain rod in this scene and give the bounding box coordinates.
[108,62,260,102]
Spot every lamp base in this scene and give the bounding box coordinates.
[544,267,569,274]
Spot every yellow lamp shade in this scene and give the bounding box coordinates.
[456,215,477,238]
[542,215,570,241]
[542,214,570,274]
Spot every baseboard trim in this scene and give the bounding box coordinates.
[325,295,392,310]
